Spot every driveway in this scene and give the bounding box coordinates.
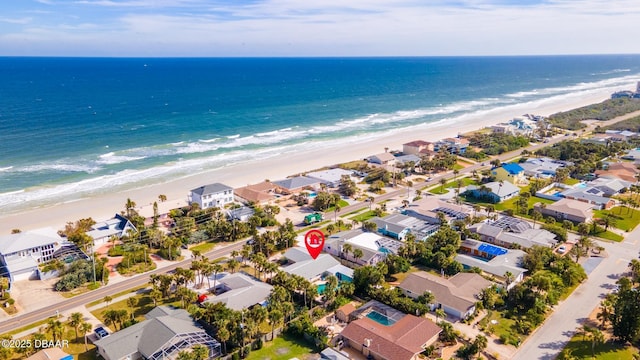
[512,227,640,359]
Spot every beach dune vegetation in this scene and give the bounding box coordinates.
[547,98,640,130]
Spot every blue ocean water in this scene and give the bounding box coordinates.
[1,55,640,212]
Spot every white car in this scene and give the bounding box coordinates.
[557,245,566,254]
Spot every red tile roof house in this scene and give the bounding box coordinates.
[339,301,441,360]
[403,140,434,155]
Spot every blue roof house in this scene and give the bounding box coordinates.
[493,163,526,185]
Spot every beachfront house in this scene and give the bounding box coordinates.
[492,163,526,185]
[464,181,520,203]
[94,306,221,360]
[367,152,396,166]
[433,137,469,154]
[87,214,137,246]
[399,271,493,319]
[402,140,434,155]
[339,301,441,360]
[534,198,595,224]
[272,176,321,194]
[306,168,356,188]
[0,228,67,282]
[190,182,234,210]
[234,181,278,204]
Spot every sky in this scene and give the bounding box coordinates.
[0,0,639,57]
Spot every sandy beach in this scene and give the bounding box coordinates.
[0,89,616,234]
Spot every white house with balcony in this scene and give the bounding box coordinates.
[190,183,234,210]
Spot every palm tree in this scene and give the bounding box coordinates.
[368,196,375,210]
[342,243,352,261]
[597,299,613,329]
[125,198,136,219]
[211,263,224,292]
[439,178,447,193]
[268,309,283,340]
[126,297,138,319]
[69,312,84,343]
[45,319,65,342]
[352,248,364,264]
[217,325,230,355]
[435,308,446,323]
[191,344,209,360]
[473,334,488,356]
[504,271,514,289]
[532,210,542,227]
[80,321,92,351]
[103,295,113,309]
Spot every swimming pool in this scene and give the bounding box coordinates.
[366,310,396,326]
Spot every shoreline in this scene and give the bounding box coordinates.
[0,88,617,234]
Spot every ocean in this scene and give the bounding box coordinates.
[1,55,640,214]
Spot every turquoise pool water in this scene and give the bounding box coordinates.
[366,311,395,326]
[317,283,326,294]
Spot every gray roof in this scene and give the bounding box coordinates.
[561,188,611,205]
[0,228,63,255]
[272,176,320,190]
[484,181,520,196]
[86,214,136,241]
[205,273,273,310]
[399,272,493,314]
[321,347,351,360]
[306,168,354,185]
[469,223,504,239]
[588,177,631,194]
[370,213,425,235]
[283,247,314,263]
[94,306,215,360]
[281,249,340,281]
[191,182,233,196]
[497,229,557,248]
[395,154,422,164]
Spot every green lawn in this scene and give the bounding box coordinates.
[453,164,465,170]
[494,195,555,212]
[564,178,581,185]
[428,177,479,195]
[563,333,639,359]
[593,230,624,242]
[594,207,640,232]
[91,292,181,325]
[480,310,521,347]
[246,334,316,360]
[190,241,217,254]
[350,210,385,222]
[326,200,350,212]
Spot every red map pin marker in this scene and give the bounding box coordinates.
[304,229,325,260]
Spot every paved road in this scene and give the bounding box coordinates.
[0,241,245,335]
[513,227,639,360]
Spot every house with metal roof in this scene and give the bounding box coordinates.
[190,182,234,210]
[323,229,402,266]
[560,187,615,210]
[306,168,355,188]
[281,247,353,282]
[587,177,632,196]
[456,240,527,289]
[94,305,221,360]
[399,271,493,319]
[0,228,67,282]
[227,206,255,222]
[202,272,272,311]
[370,213,440,240]
[465,181,521,203]
[469,222,557,249]
[403,197,471,224]
[519,157,570,179]
[87,214,137,246]
[339,300,441,360]
[492,163,526,185]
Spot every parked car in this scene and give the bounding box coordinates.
[557,245,566,254]
[94,326,109,339]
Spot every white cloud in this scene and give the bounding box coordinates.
[1,0,639,56]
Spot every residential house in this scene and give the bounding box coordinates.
[519,157,570,179]
[367,152,396,166]
[492,163,526,185]
[605,129,639,141]
[456,239,527,289]
[86,214,137,246]
[323,229,402,266]
[0,228,67,282]
[281,247,353,282]
[582,133,614,146]
[535,198,594,224]
[402,140,434,155]
[370,214,440,240]
[190,182,234,210]
[469,219,557,249]
[234,181,278,204]
[336,302,358,323]
[272,176,321,193]
[398,271,493,319]
[227,206,255,222]
[587,177,632,196]
[433,137,469,154]
[560,187,615,210]
[395,154,422,167]
[321,347,351,360]
[94,305,221,360]
[465,181,521,203]
[340,301,441,360]
[621,148,640,163]
[26,348,72,360]
[595,162,640,183]
[403,197,471,225]
[202,272,272,311]
[306,168,356,188]
[491,124,516,135]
